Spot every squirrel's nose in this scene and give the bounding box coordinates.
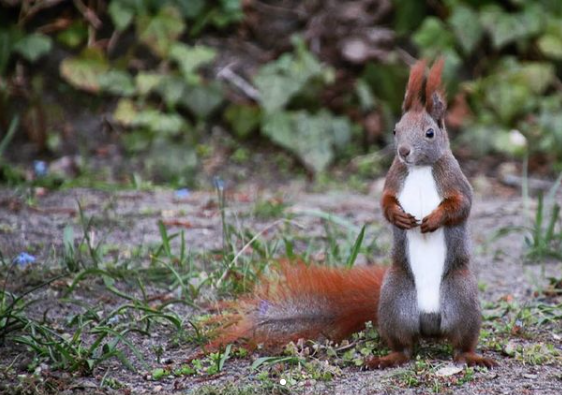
[398,146,411,159]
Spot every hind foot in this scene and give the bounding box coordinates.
[365,352,410,369]
[454,352,497,368]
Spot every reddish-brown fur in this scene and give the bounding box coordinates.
[402,59,426,112]
[421,192,468,233]
[425,57,445,115]
[208,263,387,351]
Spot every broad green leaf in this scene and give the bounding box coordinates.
[155,75,187,108]
[481,60,554,123]
[135,109,188,136]
[147,137,198,182]
[114,99,189,135]
[224,104,261,138]
[137,6,185,57]
[108,0,136,31]
[173,0,205,18]
[56,21,87,48]
[14,33,52,62]
[361,63,408,112]
[392,0,428,35]
[254,40,333,114]
[449,5,483,55]
[98,70,135,96]
[113,98,137,126]
[538,34,562,60]
[181,82,224,119]
[135,72,165,96]
[169,43,217,83]
[480,5,543,49]
[412,17,455,56]
[59,49,109,93]
[262,110,352,173]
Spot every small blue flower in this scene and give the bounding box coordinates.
[258,300,269,316]
[108,316,120,325]
[33,161,48,177]
[213,177,225,191]
[175,188,190,199]
[14,252,37,267]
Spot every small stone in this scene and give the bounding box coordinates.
[153,385,162,392]
[523,373,538,379]
[436,365,464,377]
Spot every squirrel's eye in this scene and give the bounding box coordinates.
[393,129,396,135]
[425,128,435,138]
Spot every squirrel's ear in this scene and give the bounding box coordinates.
[425,58,447,123]
[402,59,426,112]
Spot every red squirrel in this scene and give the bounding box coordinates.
[208,59,496,369]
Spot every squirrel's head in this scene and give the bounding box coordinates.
[394,58,449,167]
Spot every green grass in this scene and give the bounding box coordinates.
[1,184,561,393]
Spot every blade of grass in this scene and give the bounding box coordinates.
[345,225,366,268]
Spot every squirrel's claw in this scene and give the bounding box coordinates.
[390,209,419,230]
[365,352,410,369]
[454,352,498,369]
[421,211,444,233]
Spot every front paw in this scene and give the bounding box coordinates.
[421,210,444,233]
[389,208,419,230]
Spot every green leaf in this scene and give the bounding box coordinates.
[98,70,135,96]
[169,43,217,83]
[14,33,52,62]
[224,104,261,138]
[147,138,198,182]
[151,368,166,380]
[392,0,428,35]
[113,98,137,126]
[56,21,88,48]
[480,5,543,49]
[135,72,165,96]
[478,59,555,124]
[155,75,187,107]
[538,34,562,60]
[0,28,15,75]
[448,5,483,55]
[262,110,352,173]
[137,6,185,57]
[254,38,334,114]
[412,17,455,56]
[180,82,224,119]
[59,48,109,93]
[108,0,136,31]
[135,109,188,135]
[175,0,205,18]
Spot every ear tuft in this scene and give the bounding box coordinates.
[402,59,426,112]
[425,58,446,121]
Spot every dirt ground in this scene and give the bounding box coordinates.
[0,181,561,394]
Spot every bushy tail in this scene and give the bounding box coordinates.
[207,263,387,350]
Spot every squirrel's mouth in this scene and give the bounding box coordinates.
[398,156,415,166]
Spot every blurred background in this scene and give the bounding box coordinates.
[1,0,561,190]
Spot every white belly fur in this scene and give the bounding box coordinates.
[398,166,446,313]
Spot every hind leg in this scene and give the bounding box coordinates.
[368,269,419,369]
[441,270,497,368]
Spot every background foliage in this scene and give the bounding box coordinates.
[1,0,562,186]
